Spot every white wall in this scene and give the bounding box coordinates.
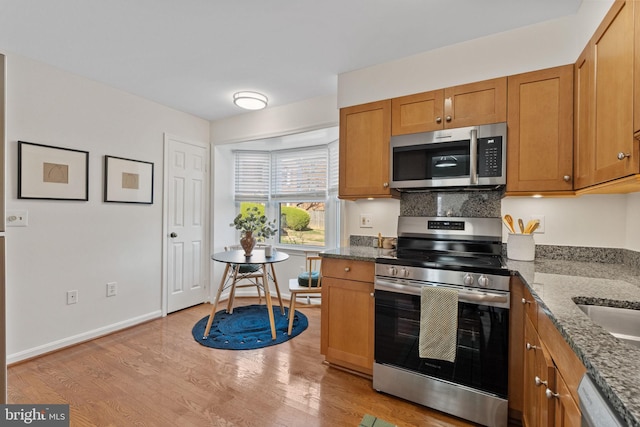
[501,195,627,248]
[338,0,613,108]
[5,53,210,362]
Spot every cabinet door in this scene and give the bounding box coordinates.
[443,77,507,128]
[339,100,396,199]
[523,316,540,427]
[321,277,374,375]
[506,65,574,193]
[553,373,582,427]
[574,46,594,189]
[391,90,444,135]
[535,342,556,427]
[592,0,638,184]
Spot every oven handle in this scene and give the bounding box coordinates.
[375,279,510,308]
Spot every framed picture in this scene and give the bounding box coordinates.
[18,141,89,201]
[104,155,154,204]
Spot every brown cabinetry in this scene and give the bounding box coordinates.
[512,277,584,427]
[506,65,574,194]
[320,258,374,375]
[339,100,398,200]
[391,77,507,135]
[574,0,640,191]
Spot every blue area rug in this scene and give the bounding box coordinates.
[192,304,308,350]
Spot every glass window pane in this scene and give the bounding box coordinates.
[279,202,325,246]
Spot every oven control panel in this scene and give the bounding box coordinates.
[375,263,510,292]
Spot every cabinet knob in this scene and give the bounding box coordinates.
[526,342,537,351]
[436,117,442,124]
[563,175,571,182]
[535,376,547,387]
[521,298,532,305]
[383,182,389,188]
[370,292,374,297]
[545,388,559,399]
[344,267,350,272]
[617,152,631,160]
[445,115,452,122]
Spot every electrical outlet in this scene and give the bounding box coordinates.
[529,214,545,233]
[360,214,373,228]
[67,290,78,305]
[107,282,117,297]
[7,210,28,227]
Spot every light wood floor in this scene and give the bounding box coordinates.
[8,298,479,427]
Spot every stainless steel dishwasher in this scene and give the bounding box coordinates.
[578,374,624,427]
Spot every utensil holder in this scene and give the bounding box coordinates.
[507,233,535,261]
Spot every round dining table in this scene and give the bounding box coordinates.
[203,249,290,340]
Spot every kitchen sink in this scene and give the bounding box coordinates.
[577,304,640,348]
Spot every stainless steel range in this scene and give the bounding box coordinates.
[373,216,510,427]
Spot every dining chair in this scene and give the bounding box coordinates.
[287,254,322,335]
[223,244,265,312]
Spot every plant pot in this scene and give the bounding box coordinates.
[240,231,257,256]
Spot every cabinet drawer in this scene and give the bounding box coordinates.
[322,258,374,283]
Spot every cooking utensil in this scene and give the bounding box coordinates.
[524,219,540,234]
[503,215,516,234]
[518,218,525,234]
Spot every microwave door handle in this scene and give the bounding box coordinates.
[469,128,478,185]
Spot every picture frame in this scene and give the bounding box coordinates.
[104,155,154,204]
[18,141,89,201]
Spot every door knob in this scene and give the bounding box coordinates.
[170,232,178,238]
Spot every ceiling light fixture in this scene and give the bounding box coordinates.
[233,91,268,110]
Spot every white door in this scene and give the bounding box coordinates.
[164,134,209,313]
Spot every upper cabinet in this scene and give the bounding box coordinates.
[391,77,507,136]
[506,65,574,195]
[574,0,640,192]
[339,100,399,200]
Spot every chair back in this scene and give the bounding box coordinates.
[298,255,322,288]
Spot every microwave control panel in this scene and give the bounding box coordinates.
[477,137,503,177]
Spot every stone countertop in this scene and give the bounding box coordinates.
[507,259,640,427]
[321,246,393,261]
[321,247,640,426]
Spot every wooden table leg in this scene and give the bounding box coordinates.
[227,265,240,314]
[262,263,277,340]
[203,263,230,339]
[270,263,285,314]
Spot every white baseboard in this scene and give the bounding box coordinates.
[7,310,162,364]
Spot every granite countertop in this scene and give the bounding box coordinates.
[508,258,640,427]
[321,247,640,426]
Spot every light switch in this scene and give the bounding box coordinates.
[7,210,28,227]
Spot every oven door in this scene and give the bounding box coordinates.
[374,281,509,398]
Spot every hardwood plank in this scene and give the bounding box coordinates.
[8,298,483,426]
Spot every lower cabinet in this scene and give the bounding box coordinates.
[513,277,584,427]
[320,258,375,376]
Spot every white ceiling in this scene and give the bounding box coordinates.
[0,0,583,121]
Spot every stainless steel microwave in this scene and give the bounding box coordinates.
[389,122,507,190]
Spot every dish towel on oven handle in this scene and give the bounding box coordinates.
[418,285,458,363]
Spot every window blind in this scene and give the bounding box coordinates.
[271,146,327,200]
[233,150,270,201]
[328,139,339,195]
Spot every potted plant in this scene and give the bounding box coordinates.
[230,206,277,256]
